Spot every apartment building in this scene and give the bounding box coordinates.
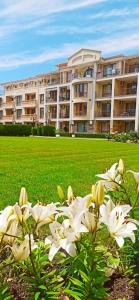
[0,48,139,134]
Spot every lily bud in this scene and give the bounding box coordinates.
[67,186,74,202]
[19,187,28,207]
[118,159,124,176]
[137,184,139,194]
[91,185,96,201]
[95,181,104,206]
[57,185,64,200]
[128,170,139,185]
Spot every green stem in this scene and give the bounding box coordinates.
[28,234,40,284]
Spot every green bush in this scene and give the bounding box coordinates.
[31,127,38,136]
[108,131,139,143]
[75,133,107,139]
[0,124,31,136]
[37,126,43,136]
[42,125,55,136]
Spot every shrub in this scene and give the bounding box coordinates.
[42,125,55,136]
[75,133,107,139]
[0,124,31,136]
[108,131,139,143]
[31,127,38,136]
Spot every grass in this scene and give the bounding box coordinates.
[0,136,139,209]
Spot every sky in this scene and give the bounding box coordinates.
[0,0,139,84]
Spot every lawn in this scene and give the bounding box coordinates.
[0,136,139,209]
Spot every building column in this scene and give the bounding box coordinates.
[110,78,115,133]
[56,87,60,130]
[70,84,74,133]
[135,75,139,132]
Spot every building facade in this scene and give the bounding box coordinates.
[0,48,139,133]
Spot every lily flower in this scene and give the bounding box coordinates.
[45,220,77,261]
[30,203,58,232]
[11,234,37,261]
[59,196,89,234]
[100,201,137,247]
[127,170,139,185]
[14,203,30,224]
[0,206,14,238]
[81,211,96,233]
[96,163,118,182]
[96,162,122,191]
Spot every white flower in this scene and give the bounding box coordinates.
[30,203,58,232]
[100,201,137,247]
[45,220,77,261]
[11,234,37,261]
[81,211,96,233]
[97,163,118,181]
[13,203,30,224]
[59,196,89,234]
[96,162,122,191]
[3,220,18,246]
[128,170,139,185]
[0,206,14,236]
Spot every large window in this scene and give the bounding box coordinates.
[16,109,22,119]
[77,122,88,132]
[74,83,88,97]
[40,94,44,104]
[40,108,44,119]
[16,95,22,106]
[74,103,87,116]
[102,84,112,97]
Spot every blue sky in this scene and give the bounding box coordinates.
[0,0,139,84]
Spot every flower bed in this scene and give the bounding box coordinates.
[0,160,139,299]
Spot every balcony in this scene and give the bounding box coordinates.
[46,98,57,103]
[74,111,87,117]
[115,87,137,97]
[125,65,139,74]
[113,109,136,118]
[3,115,13,122]
[22,114,35,122]
[59,96,70,102]
[4,101,14,108]
[59,112,70,119]
[97,68,120,79]
[96,92,112,99]
[22,100,36,107]
[95,111,111,118]
[49,113,57,119]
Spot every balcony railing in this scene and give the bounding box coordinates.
[46,98,57,103]
[4,101,14,108]
[115,87,137,97]
[74,93,88,98]
[59,96,70,102]
[22,114,35,121]
[22,100,36,106]
[97,68,120,79]
[95,111,111,118]
[96,92,112,98]
[126,66,139,74]
[49,113,57,119]
[74,111,87,116]
[59,113,70,118]
[72,73,93,80]
[114,109,136,117]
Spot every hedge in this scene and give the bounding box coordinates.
[0,124,32,136]
[74,133,107,139]
[32,125,55,137]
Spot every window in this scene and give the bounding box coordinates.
[40,94,44,104]
[102,84,112,97]
[103,64,116,77]
[16,109,22,119]
[77,122,88,132]
[74,103,87,116]
[0,111,3,119]
[16,95,22,106]
[84,68,94,78]
[40,108,44,119]
[74,83,88,97]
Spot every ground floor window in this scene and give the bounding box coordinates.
[125,121,135,132]
[77,122,88,132]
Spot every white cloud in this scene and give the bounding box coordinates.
[1,32,139,69]
[89,7,139,19]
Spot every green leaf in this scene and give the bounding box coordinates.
[35,292,41,300]
[65,288,83,300]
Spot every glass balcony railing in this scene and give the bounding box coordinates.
[114,109,136,117]
[95,111,111,117]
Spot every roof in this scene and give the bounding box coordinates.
[68,48,101,60]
